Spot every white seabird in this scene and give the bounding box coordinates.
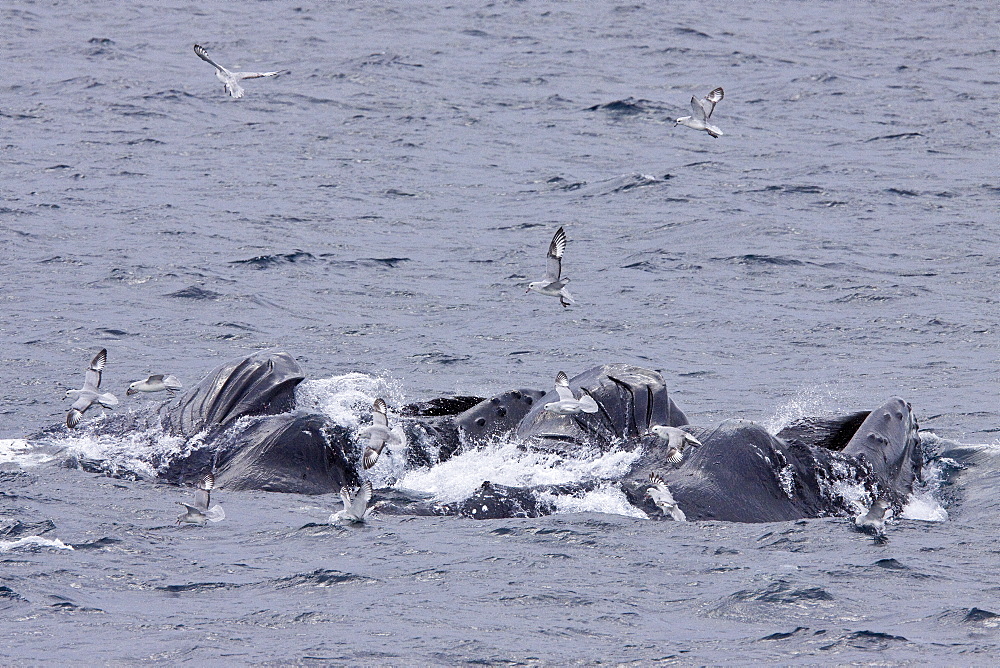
[646,472,686,521]
[330,480,374,524]
[674,87,725,138]
[854,497,891,536]
[127,374,183,396]
[543,371,599,416]
[65,348,119,429]
[359,398,404,470]
[177,473,225,525]
[649,425,702,464]
[193,44,280,99]
[526,226,575,308]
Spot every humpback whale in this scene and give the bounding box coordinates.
[65,351,924,524]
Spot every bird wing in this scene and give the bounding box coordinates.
[363,443,385,470]
[193,44,225,71]
[554,371,574,401]
[339,487,353,512]
[351,480,373,518]
[689,95,708,121]
[83,350,106,391]
[147,374,164,382]
[194,488,211,510]
[703,87,724,118]
[66,409,83,428]
[372,398,388,428]
[545,227,566,281]
[648,471,664,486]
[199,472,216,491]
[90,349,107,373]
[71,395,92,412]
[234,71,279,80]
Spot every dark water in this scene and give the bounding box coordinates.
[2,0,999,664]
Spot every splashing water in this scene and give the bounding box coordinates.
[0,536,74,552]
[397,437,643,505]
[763,386,845,435]
[296,373,404,429]
[538,484,650,519]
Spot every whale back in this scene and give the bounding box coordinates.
[213,412,357,494]
[515,364,687,447]
[455,389,547,444]
[159,351,304,436]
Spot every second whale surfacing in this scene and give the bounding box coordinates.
[69,351,923,524]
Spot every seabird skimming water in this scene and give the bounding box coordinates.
[193,44,280,99]
[65,348,119,428]
[176,473,226,525]
[646,472,686,521]
[330,480,374,524]
[854,497,891,537]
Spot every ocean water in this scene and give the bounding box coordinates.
[2,0,999,664]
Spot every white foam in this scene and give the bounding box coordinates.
[51,421,193,479]
[0,439,59,468]
[538,484,649,519]
[900,439,952,522]
[397,438,643,506]
[0,536,74,552]
[295,373,403,429]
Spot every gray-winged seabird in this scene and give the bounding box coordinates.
[646,472,686,521]
[330,480,374,524]
[177,473,226,525]
[360,398,404,470]
[674,87,725,138]
[543,371,599,415]
[526,226,575,308]
[854,497,891,537]
[127,374,183,396]
[65,348,119,428]
[649,425,702,464]
[193,44,280,99]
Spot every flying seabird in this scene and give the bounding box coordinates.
[649,425,702,464]
[193,44,280,99]
[176,473,226,525]
[543,371,599,416]
[65,348,119,428]
[646,472,686,521]
[127,374,183,396]
[526,226,575,308]
[359,398,404,470]
[674,87,725,138]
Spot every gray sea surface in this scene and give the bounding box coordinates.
[2,0,999,664]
